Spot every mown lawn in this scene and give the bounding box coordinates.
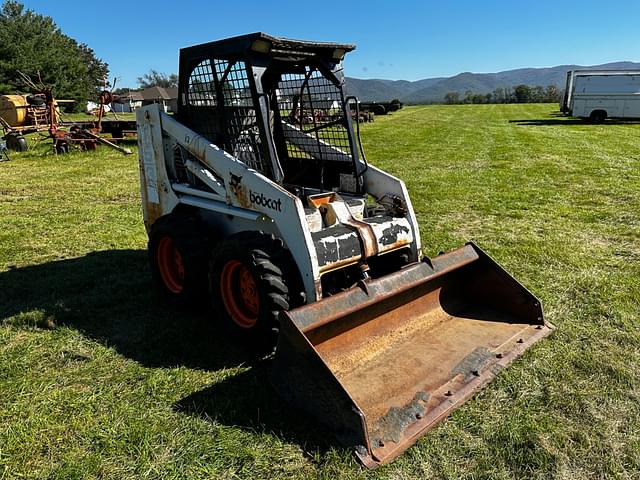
[1,104,639,479]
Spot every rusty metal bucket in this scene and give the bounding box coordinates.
[271,242,553,467]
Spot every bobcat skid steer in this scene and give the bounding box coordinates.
[136,33,553,467]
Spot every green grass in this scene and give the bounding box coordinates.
[1,104,639,479]
[60,111,136,123]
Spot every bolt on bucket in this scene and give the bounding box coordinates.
[271,242,553,467]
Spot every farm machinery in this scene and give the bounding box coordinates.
[0,85,60,151]
[136,33,553,467]
[0,72,132,155]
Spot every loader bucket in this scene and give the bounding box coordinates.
[271,242,553,467]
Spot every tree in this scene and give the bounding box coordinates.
[137,70,178,89]
[506,89,515,103]
[544,85,560,103]
[436,83,565,105]
[492,87,505,103]
[113,87,132,95]
[444,92,460,104]
[463,90,474,104]
[0,1,108,110]
[531,85,545,103]
[514,84,531,103]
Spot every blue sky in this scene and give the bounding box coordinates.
[20,0,640,88]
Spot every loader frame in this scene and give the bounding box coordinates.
[137,105,420,301]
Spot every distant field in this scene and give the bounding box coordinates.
[1,104,639,479]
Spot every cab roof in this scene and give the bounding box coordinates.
[180,32,356,62]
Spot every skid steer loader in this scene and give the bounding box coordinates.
[136,33,553,467]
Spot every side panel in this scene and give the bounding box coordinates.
[136,107,179,231]
[571,98,585,117]
[574,74,640,95]
[573,96,640,119]
[626,97,640,117]
[362,165,421,261]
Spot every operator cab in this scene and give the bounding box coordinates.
[177,32,364,197]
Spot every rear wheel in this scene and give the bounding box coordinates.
[156,236,185,294]
[148,214,211,307]
[589,110,606,124]
[210,231,292,350]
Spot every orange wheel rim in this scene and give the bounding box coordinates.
[220,259,259,328]
[157,237,184,294]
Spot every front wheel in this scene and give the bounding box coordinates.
[210,231,292,350]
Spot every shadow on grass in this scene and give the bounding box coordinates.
[509,118,640,126]
[0,249,332,456]
[174,367,335,457]
[0,249,249,371]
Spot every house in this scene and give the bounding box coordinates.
[138,86,178,113]
[108,91,143,113]
[127,90,144,110]
[110,87,177,113]
[115,90,144,112]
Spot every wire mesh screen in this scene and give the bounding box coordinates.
[215,60,268,174]
[277,67,353,163]
[185,59,222,147]
[188,59,216,106]
[185,59,271,177]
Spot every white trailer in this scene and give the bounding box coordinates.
[561,70,640,122]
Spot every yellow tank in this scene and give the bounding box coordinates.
[0,95,28,127]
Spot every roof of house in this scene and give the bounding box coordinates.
[118,87,177,102]
[128,91,144,101]
[139,86,178,101]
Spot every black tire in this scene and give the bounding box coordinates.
[55,141,69,155]
[373,104,386,115]
[210,231,293,350]
[590,110,606,124]
[6,133,27,152]
[26,94,45,106]
[148,214,212,308]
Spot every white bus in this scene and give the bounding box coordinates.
[561,70,640,122]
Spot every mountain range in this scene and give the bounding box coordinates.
[344,61,640,104]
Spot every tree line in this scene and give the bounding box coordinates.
[444,84,561,104]
[113,71,178,96]
[0,1,108,111]
[0,0,183,110]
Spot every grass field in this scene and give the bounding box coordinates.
[1,104,639,479]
